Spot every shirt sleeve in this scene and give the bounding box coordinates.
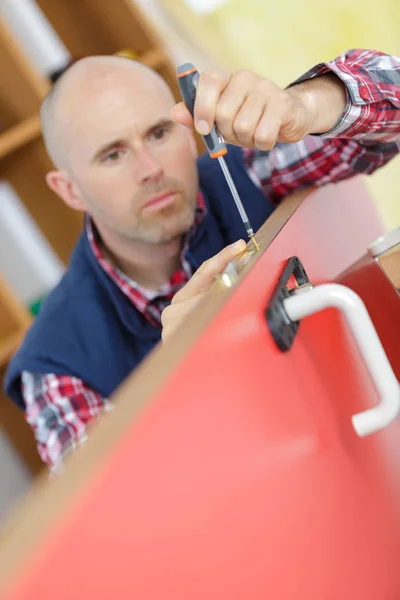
[244,49,400,205]
[21,371,112,473]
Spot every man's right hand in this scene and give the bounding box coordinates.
[161,239,247,342]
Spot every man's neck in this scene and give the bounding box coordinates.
[94,222,183,291]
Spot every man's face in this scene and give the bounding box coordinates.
[64,68,199,244]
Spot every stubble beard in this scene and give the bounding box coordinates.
[112,191,197,244]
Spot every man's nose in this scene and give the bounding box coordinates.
[134,148,164,184]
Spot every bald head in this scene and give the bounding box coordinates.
[40,55,174,170]
[41,55,199,248]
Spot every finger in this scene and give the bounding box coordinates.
[161,293,206,342]
[253,101,284,151]
[175,239,247,302]
[170,102,194,129]
[193,70,230,135]
[213,72,253,142]
[232,92,266,147]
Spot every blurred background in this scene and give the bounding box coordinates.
[0,0,398,523]
[161,0,400,228]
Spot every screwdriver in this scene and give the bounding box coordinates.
[177,63,259,251]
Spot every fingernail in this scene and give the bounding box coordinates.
[196,120,210,135]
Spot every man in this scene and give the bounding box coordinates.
[4,49,400,471]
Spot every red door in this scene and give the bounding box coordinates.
[2,180,399,599]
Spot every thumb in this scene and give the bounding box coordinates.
[176,239,247,302]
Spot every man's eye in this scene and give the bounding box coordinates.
[151,127,168,140]
[103,150,124,163]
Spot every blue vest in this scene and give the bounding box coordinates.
[4,147,274,409]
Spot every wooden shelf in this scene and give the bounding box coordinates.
[140,48,166,70]
[0,277,32,337]
[0,329,28,369]
[36,0,163,58]
[0,362,43,476]
[0,139,84,266]
[0,116,42,161]
[0,17,49,128]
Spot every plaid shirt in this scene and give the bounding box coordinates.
[22,48,400,470]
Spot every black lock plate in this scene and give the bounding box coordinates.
[265,256,309,352]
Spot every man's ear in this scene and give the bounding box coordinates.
[45,170,87,212]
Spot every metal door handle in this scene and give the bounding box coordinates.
[282,283,400,437]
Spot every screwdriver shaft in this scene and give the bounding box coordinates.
[177,63,259,250]
[217,156,254,237]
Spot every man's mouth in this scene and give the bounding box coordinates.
[142,191,179,210]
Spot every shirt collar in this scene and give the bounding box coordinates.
[85,190,206,301]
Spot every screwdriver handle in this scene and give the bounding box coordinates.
[177,62,227,159]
